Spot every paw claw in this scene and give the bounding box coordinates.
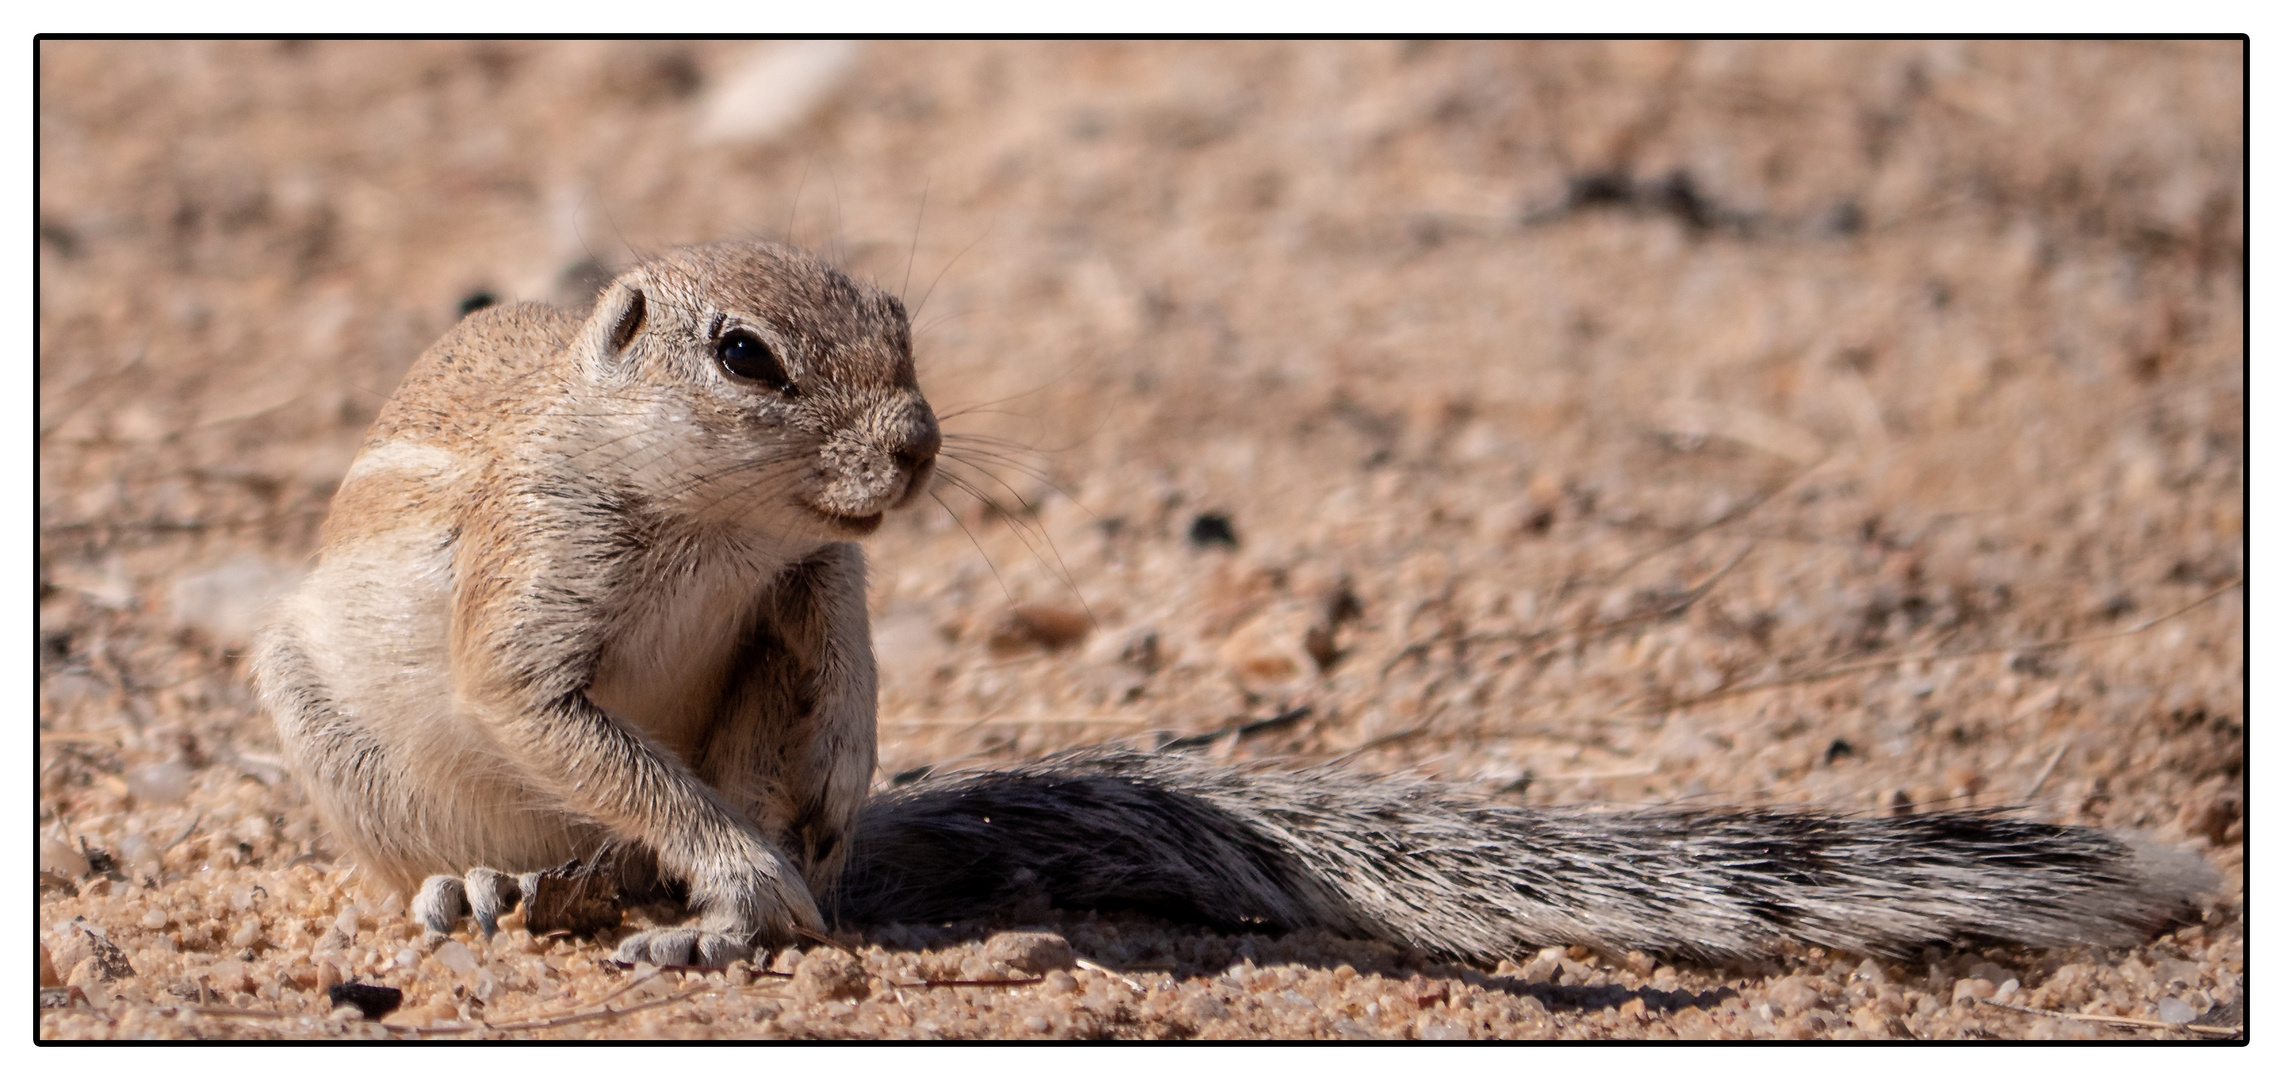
[696,933,754,968]
[411,867,531,938]
[613,926,751,969]
[464,868,521,939]
[411,874,468,935]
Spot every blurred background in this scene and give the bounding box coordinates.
[39,40,2242,1035]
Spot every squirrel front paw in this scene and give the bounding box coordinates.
[610,926,754,968]
[623,848,823,967]
[411,868,541,938]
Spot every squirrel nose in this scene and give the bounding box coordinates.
[890,415,940,508]
[895,424,941,475]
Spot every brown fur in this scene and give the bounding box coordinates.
[255,238,2210,973]
[251,241,937,964]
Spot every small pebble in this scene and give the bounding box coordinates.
[209,959,252,993]
[982,931,1075,975]
[1850,1004,1890,1035]
[2154,958,2201,987]
[1768,975,1824,1014]
[792,948,869,1002]
[117,835,157,877]
[1187,512,1239,548]
[433,940,479,972]
[1417,1019,1469,1040]
[127,763,193,805]
[327,981,403,1020]
[2157,997,2197,1025]
[41,835,90,878]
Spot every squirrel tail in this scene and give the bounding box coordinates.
[830,748,2214,963]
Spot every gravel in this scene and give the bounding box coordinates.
[39,39,2241,1041]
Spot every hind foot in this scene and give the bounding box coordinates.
[611,925,754,968]
[411,868,541,939]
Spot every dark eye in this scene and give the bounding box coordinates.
[715,329,795,393]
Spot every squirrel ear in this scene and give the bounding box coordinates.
[583,275,648,370]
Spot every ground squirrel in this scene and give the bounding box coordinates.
[254,240,2211,969]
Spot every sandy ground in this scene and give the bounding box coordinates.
[38,40,2242,1041]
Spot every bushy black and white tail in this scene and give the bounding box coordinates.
[831,748,2213,962]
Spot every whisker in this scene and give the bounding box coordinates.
[827,166,846,268]
[913,219,993,323]
[935,477,1074,604]
[687,458,813,528]
[786,163,811,249]
[939,444,1064,487]
[940,449,1102,527]
[934,378,1078,423]
[913,308,973,342]
[673,451,811,505]
[934,464,1093,624]
[930,490,1016,606]
[704,462,808,523]
[939,433,1082,464]
[902,178,929,307]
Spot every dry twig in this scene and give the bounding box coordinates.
[481,985,709,1033]
[892,976,1046,988]
[2020,740,2070,802]
[1976,998,2239,1039]
[1074,957,1147,993]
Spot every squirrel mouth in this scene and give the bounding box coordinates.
[807,506,885,536]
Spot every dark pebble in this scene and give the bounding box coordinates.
[327,981,404,1019]
[1188,512,1238,549]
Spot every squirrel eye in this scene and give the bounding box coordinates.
[714,329,795,393]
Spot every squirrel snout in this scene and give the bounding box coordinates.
[809,400,939,525]
[889,421,940,509]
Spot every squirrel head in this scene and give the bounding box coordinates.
[571,240,939,538]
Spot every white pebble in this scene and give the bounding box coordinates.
[691,41,860,147]
[2157,997,2197,1025]
[234,815,274,846]
[433,940,479,972]
[127,763,194,805]
[230,917,264,949]
[333,905,361,939]
[41,835,90,878]
[116,834,157,876]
